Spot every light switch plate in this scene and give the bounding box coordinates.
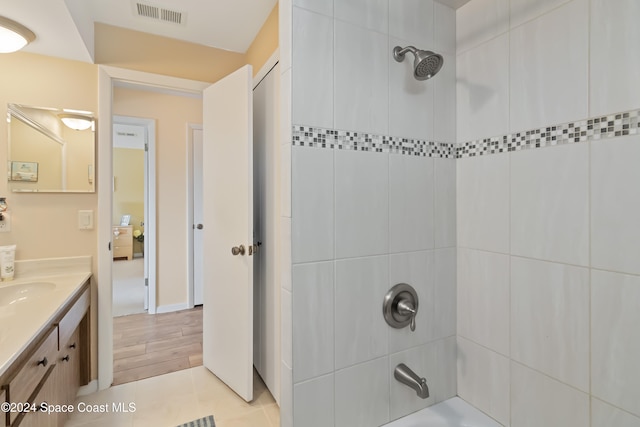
[78,210,93,230]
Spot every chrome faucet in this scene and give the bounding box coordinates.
[394,363,429,399]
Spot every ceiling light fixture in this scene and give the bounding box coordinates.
[59,114,94,131]
[0,16,35,53]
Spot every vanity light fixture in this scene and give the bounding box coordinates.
[59,113,94,131]
[0,16,35,53]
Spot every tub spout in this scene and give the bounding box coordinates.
[394,363,430,399]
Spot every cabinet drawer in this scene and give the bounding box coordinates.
[1,388,5,427]
[58,288,89,350]
[6,327,57,425]
[113,235,132,247]
[113,245,133,260]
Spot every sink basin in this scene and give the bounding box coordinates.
[0,282,56,307]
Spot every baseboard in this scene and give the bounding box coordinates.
[77,380,99,396]
[156,302,190,314]
[133,252,144,258]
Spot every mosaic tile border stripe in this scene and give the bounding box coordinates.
[457,109,640,158]
[292,127,457,158]
[292,108,640,159]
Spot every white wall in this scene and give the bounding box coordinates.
[456,0,640,425]
[287,1,458,426]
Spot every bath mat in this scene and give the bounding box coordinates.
[176,415,215,427]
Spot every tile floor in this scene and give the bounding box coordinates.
[65,366,279,427]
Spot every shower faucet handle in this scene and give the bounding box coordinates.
[397,299,417,331]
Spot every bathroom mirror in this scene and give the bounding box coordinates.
[7,103,95,193]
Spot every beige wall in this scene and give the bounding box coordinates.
[246,3,279,77]
[113,87,202,308]
[112,148,145,254]
[0,51,99,378]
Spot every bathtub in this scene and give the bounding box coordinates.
[384,397,502,427]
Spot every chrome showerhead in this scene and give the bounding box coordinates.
[393,46,444,81]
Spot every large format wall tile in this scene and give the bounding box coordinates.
[434,2,456,55]
[592,270,640,417]
[293,0,333,17]
[457,248,510,356]
[457,337,510,426]
[511,257,589,391]
[590,0,640,116]
[509,0,588,132]
[334,0,388,33]
[334,21,389,135]
[434,158,456,249]
[335,256,389,369]
[335,150,389,259]
[456,0,509,54]
[591,136,640,275]
[389,154,434,253]
[433,52,457,144]
[456,33,509,143]
[335,357,390,427]
[389,0,434,48]
[293,374,334,427]
[510,143,589,266]
[457,153,509,253]
[292,262,334,382]
[434,248,456,340]
[511,362,589,427]
[292,8,333,129]
[291,146,334,263]
[592,398,640,427]
[510,0,572,29]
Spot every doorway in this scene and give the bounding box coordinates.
[111,116,155,316]
[98,59,281,400]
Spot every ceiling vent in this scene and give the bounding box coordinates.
[133,1,186,26]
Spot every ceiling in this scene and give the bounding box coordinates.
[1,0,278,63]
[1,0,469,64]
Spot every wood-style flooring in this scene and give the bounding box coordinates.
[113,306,203,386]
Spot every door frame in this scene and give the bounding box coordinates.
[98,66,209,390]
[112,115,157,314]
[186,122,203,308]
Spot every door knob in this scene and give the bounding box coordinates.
[196,224,203,230]
[231,245,245,256]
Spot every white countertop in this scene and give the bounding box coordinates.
[0,256,91,378]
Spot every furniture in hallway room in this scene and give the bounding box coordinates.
[113,225,133,260]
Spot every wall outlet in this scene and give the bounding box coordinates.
[0,212,11,232]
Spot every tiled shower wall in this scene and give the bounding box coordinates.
[285,1,458,426]
[455,0,640,426]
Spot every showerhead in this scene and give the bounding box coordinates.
[393,46,444,81]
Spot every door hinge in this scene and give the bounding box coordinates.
[145,278,149,287]
[108,242,111,251]
[144,142,149,152]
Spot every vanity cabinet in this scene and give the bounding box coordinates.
[1,281,90,427]
[112,226,133,260]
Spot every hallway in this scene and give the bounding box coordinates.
[113,306,203,385]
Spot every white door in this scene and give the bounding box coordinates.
[202,64,254,401]
[192,128,204,306]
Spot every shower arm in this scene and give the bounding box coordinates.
[393,46,418,62]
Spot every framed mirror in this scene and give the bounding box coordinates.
[7,103,96,193]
